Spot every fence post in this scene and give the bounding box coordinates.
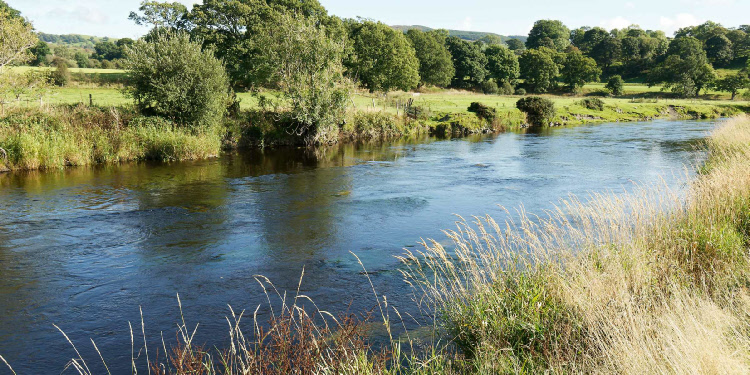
[89,94,93,107]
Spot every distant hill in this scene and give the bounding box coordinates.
[38,33,117,50]
[391,25,527,44]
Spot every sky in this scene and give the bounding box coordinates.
[7,0,750,39]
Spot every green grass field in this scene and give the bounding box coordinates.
[5,68,748,120]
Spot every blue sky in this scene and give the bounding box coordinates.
[8,0,749,39]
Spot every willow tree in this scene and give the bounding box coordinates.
[255,12,351,144]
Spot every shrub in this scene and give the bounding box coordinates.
[125,31,229,129]
[606,75,625,96]
[499,81,515,95]
[481,80,499,95]
[50,57,70,86]
[515,88,527,96]
[578,97,605,111]
[516,96,555,126]
[468,102,497,123]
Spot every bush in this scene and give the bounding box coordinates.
[468,102,497,123]
[481,80,499,95]
[125,31,229,129]
[516,96,555,126]
[50,57,70,87]
[578,97,605,111]
[606,75,625,96]
[515,88,527,96]
[499,81,515,95]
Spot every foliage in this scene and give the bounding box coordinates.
[526,20,570,51]
[406,29,455,88]
[515,87,527,95]
[29,41,50,66]
[125,31,229,129]
[606,75,625,96]
[516,96,555,126]
[484,44,519,86]
[519,48,559,93]
[578,97,605,111]
[128,1,190,30]
[468,102,497,123]
[715,71,750,100]
[256,13,351,144]
[189,0,334,89]
[50,57,70,86]
[0,8,37,71]
[446,36,488,88]
[561,49,601,91]
[705,34,734,67]
[480,80,498,94]
[347,20,420,92]
[647,37,717,97]
[506,38,525,51]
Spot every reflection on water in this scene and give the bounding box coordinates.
[0,120,714,373]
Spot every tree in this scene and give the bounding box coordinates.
[347,20,419,92]
[29,41,50,66]
[50,57,70,86]
[519,48,559,93]
[506,38,525,52]
[0,8,37,72]
[715,71,750,100]
[705,34,734,67]
[590,36,621,70]
[255,12,350,143]
[129,1,190,30]
[92,41,122,61]
[125,31,229,128]
[484,44,519,86]
[446,36,488,88]
[476,34,504,47]
[188,0,336,89]
[0,0,21,19]
[406,29,455,88]
[516,96,556,126]
[647,37,717,97]
[606,75,625,96]
[579,27,608,53]
[74,52,89,68]
[561,49,601,91]
[526,20,570,52]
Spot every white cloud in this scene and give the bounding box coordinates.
[601,16,632,30]
[625,2,636,9]
[47,6,109,24]
[659,13,703,35]
[462,16,473,31]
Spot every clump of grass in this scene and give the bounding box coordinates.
[0,105,222,171]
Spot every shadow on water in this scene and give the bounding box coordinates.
[0,119,719,374]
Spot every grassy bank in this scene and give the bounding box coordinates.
[0,105,222,172]
[4,117,749,374]
[1,84,748,171]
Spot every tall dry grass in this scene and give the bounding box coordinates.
[400,114,750,373]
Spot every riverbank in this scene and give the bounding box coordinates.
[0,97,747,171]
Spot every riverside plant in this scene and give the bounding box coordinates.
[3,116,750,374]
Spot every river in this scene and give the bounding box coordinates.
[0,119,715,373]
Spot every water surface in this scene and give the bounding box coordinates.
[0,119,714,373]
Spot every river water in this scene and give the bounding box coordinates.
[0,119,715,373]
